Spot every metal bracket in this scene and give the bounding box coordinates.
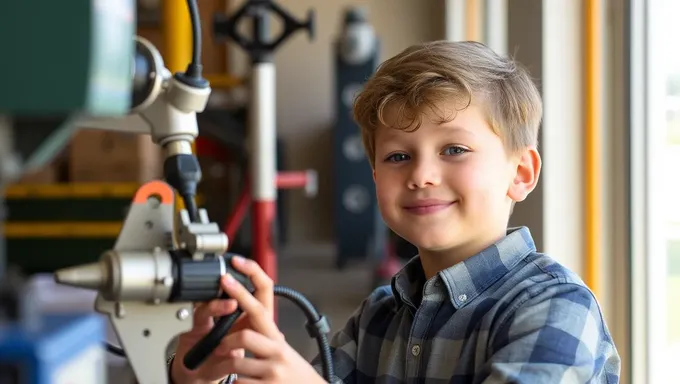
[96,297,192,384]
[177,208,229,260]
[95,181,193,384]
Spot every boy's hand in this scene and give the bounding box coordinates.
[171,256,277,384]
[214,270,327,384]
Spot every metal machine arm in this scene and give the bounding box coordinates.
[56,181,232,383]
[55,180,334,384]
[72,36,209,221]
[74,37,208,148]
[0,2,335,382]
[52,11,334,384]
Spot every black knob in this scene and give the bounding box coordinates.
[213,13,230,41]
[305,9,315,41]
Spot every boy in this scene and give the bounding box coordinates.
[169,40,621,383]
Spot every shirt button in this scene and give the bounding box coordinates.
[411,344,421,356]
[434,280,441,287]
[458,294,468,302]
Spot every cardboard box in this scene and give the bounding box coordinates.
[15,164,58,184]
[69,129,162,183]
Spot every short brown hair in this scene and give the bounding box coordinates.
[353,40,543,167]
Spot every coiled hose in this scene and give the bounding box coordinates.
[183,285,335,382]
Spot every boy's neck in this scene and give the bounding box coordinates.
[418,228,508,280]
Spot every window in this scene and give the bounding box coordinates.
[631,0,680,381]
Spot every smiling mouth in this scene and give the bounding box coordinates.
[403,201,455,215]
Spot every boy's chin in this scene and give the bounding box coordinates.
[405,234,458,253]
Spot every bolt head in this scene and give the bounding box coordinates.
[177,308,190,320]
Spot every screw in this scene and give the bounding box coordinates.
[177,308,190,321]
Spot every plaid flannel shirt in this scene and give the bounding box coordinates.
[312,226,621,383]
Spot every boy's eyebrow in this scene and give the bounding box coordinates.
[437,124,476,136]
[377,123,476,140]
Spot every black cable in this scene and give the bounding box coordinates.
[183,308,243,368]
[103,286,335,383]
[182,286,334,382]
[182,193,199,223]
[187,0,201,65]
[185,0,203,79]
[272,286,334,382]
[106,342,126,357]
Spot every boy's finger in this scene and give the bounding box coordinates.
[222,329,278,358]
[210,343,246,359]
[228,378,257,384]
[221,274,280,339]
[230,256,274,312]
[192,299,238,329]
[221,357,272,380]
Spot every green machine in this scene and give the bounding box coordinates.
[1,0,211,276]
[0,2,135,383]
[0,0,137,278]
[0,0,135,174]
[0,0,135,113]
[0,1,225,382]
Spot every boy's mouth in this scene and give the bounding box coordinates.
[403,199,455,215]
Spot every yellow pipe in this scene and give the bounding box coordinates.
[162,0,192,74]
[5,183,139,199]
[584,0,602,297]
[162,0,195,212]
[5,222,122,238]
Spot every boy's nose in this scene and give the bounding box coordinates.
[407,161,441,189]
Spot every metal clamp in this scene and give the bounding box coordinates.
[213,0,315,62]
[177,208,229,259]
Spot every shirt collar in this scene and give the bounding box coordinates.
[391,226,536,309]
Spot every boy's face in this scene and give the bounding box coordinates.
[373,104,540,254]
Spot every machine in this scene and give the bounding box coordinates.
[332,7,385,269]
[0,1,138,382]
[213,0,316,286]
[0,1,333,383]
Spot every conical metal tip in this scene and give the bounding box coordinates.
[54,262,105,290]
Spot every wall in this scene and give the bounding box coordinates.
[506,0,544,250]
[606,0,631,381]
[226,0,446,244]
[503,0,585,278]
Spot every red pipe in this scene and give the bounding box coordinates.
[223,172,312,240]
[225,185,251,241]
[276,171,309,189]
[252,200,278,319]
[195,137,228,162]
[197,136,313,321]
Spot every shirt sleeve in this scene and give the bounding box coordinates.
[481,282,621,383]
[310,296,370,384]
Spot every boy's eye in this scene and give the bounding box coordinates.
[386,153,410,162]
[442,146,469,156]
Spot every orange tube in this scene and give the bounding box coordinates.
[584,0,602,297]
[162,0,192,74]
[466,0,481,41]
[204,74,244,89]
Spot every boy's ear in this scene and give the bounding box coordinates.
[507,147,541,202]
